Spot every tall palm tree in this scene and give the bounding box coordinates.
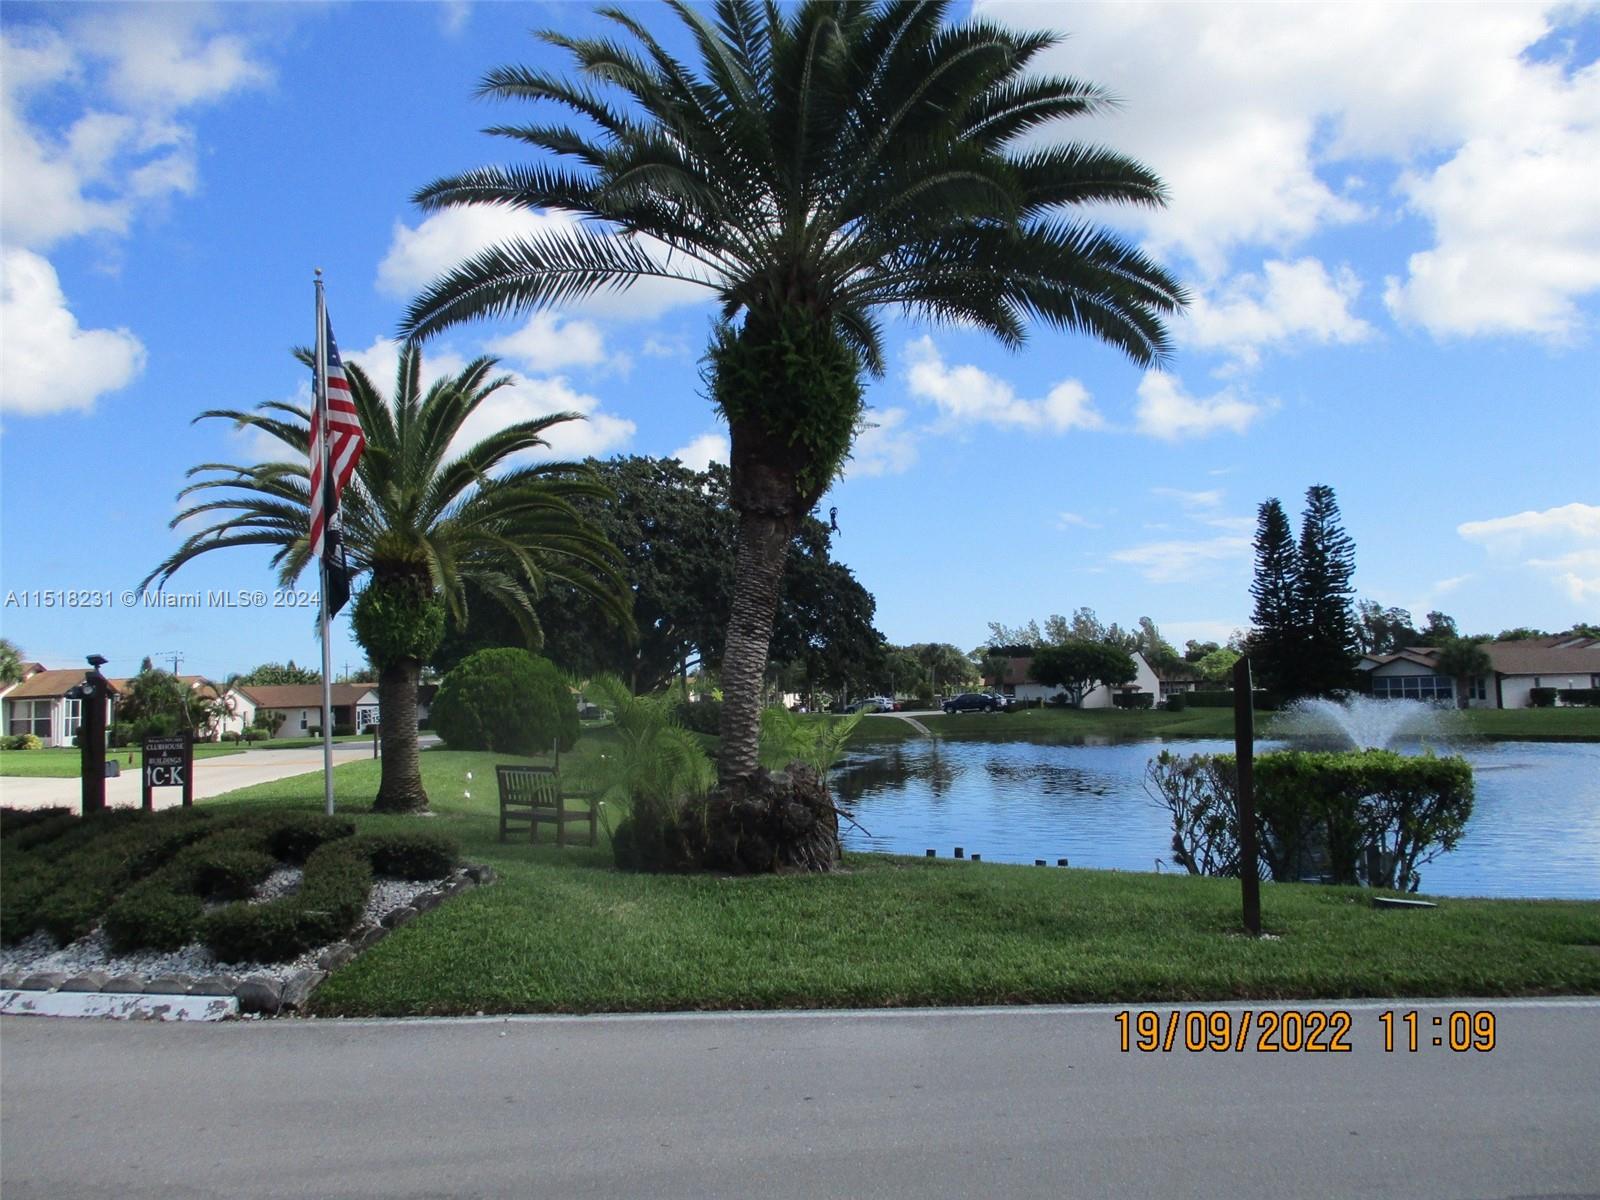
[143,345,630,811]
[400,0,1187,791]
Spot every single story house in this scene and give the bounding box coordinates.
[1358,635,1600,708]
[989,650,1163,708]
[230,684,381,737]
[1,666,118,747]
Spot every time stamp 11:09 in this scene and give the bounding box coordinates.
[1114,1009,1497,1054]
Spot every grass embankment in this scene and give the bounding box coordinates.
[850,705,1600,745]
[0,744,244,778]
[188,747,1600,1017]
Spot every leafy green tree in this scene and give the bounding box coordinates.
[1294,485,1358,697]
[907,643,979,698]
[230,661,321,687]
[770,524,885,705]
[117,666,205,738]
[0,639,25,687]
[1493,626,1547,642]
[1247,498,1299,696]
[1029,640,1137,706]
[401,0,1185,796]
[1183,639,1220,663]
[1195,647,1241,684]
[1355,601,1419,656]
[1434,638,1492,709]
[143,345,628,812]
[1416,610,1459,647]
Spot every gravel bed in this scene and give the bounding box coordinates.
[1,872,455,988]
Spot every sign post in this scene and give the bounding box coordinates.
[1232,656,1261,936]
[142,733,194,811]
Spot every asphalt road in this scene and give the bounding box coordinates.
[3,999,1597,1199]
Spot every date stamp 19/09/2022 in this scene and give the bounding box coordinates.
[1114,1009,1497,1054]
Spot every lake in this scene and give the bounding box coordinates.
[833,738,1600,899]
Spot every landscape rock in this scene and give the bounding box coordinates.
[102,975,148,993]
[189,974,241,996]
[381,906,418,930]
[354,925,388,951]
[412,890,442,913]
[59,972,110,993]
[234,977,283,1016]
[20,972,68,992]
[0,972,22,990]
[145,975,194,995]
[279,969,327,1012]
[316,943,356,971]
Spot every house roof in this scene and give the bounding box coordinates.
[2,668,108,699]
[233,683,378,709]
[1362,637,1600,678]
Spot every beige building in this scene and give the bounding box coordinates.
[1358,635,1600,708]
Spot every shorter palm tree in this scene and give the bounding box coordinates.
[1435,638,1493,710]
[143,345,630,811]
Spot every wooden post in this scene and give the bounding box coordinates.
[181,731,194,808]
[78,666,107,817]
[1233,657,1261,936]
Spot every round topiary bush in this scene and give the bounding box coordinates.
[432,648,578,755]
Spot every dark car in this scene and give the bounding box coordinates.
[943,692,999,713]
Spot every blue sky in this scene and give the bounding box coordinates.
[2,0,1597,683]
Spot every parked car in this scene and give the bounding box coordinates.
[943,692,1000,713]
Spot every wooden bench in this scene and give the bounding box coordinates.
[496,765,596,847]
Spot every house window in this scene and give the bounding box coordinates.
[1468,677,1486,701]
[1371,674,1453,702]
[300,711,308,730]
[62,698,82,739]
[8,699,53,738]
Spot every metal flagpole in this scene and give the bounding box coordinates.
[315,268,336,817]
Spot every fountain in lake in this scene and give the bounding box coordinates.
[1276,694,1456,751]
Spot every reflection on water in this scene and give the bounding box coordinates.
[833,738,1600,899]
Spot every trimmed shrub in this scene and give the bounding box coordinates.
[354,830,457,880]
[3,733,43,751]
[200,838,372,963]
[0,806,76,840]
[1164,693,1188,713]
[262,813,356,864]
[243,729,269,742]
[103,884,205,953]
[1112,692,1154,710]
[1558,688,1600,707]
[1528,687,1557,708]
[1182,690,1278,710]
[333,723,356,737]
[674,698,723,736]
[432,648,578,755]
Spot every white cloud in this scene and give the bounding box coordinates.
[1109,535,1252,584]
[670,431,729,472]
[439,2,472,37]
[1,15,269,252]
[1457,502,1600,606]
[1056,511,1101,530]
[1458,502,1600,550]
[0,248,145,415]
[904,337,1105,433]
[344,335,636,465]
[486,313,609,373]
[377,208,713,320]
[1152,487,1222,510]
[975,2,1600,340]
[846,407,917,477]
[1133,372,1264,441]
[1180,258,1373,367]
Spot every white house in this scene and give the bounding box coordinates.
[1,666,114,747]
[232,683,380,736]
[992,650,1163,708]
[1358,636,1600,708]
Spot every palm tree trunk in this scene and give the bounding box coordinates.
[717,508,793,783]
[373,658,428,812]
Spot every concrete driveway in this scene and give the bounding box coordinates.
[0,740,386,812]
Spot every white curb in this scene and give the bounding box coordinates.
[0,989,238,1021]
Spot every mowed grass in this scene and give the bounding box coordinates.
[851,704,1600,745]
[196,747,1600,1017]
[0,744,245,778]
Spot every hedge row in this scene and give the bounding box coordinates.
[1,807,458,963]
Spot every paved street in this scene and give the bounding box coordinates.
[3,999,1597,1199]
[0,740,383,812]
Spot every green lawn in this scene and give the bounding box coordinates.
[850,704,1600,745]
[188,747,1600,1017]
[0,744,244,778]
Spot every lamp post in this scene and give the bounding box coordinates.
[68,654,111,816]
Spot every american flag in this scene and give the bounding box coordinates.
[310,310,364,613]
